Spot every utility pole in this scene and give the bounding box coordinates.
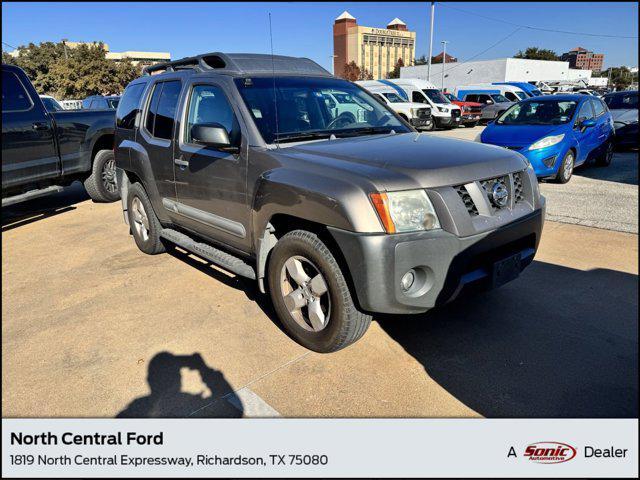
[441,40,449,89]
[62,38,68,60]
[427,1,435,82]
[329,55,337,76]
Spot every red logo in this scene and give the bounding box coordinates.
[524,442,577,464]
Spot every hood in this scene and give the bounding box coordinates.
[481,124,562,147]
[610,108,638,123]
[274,132,527,191]
[453,101,483,108]
[392,102,431,110]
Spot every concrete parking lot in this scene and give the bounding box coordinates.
[2,129,638,419]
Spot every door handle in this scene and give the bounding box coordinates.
[174,158,189,168]
[32,122,50,131]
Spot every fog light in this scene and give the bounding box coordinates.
[542,155,557,167]
[401,270,416,292]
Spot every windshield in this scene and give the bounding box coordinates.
[515,91,528,100]
[497,100,578,125]
[41,97,63,111]
[423,89,450,104]
[235,77,409,144]
[382,92,406,103]
[604,92,638,109]
[491,94,510,103]
[107,98,120,109]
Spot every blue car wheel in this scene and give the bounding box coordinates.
[554,150,574,184]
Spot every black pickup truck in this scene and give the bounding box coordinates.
[2,64,118,206]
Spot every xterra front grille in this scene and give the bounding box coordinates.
[455,185,478,216]
[454,170,528,217]
[513,171,524,203]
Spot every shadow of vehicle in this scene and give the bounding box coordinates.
[573,151,639,186]
[377,260,638,418]
[117,352,242,418]
[2,182,89,232]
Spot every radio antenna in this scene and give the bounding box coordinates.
[269,13,280,148]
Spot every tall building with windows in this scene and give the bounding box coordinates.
[561,47,604,72]
[333,11,416,80]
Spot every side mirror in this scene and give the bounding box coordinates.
[190,123,238,152]
[581,118,596,128]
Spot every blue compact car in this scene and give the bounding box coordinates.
[479,95,615,183]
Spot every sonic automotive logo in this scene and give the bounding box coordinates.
[524,442,577,464]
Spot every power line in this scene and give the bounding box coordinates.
[440,27,522,75]
[2,41,18,51]
[437,3,638,39]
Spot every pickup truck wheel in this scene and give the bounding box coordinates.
[84,149,120,203]
[553,150,574,184]
[127,183,165,255]
[268,230,372,353]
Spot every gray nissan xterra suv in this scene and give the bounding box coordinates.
[114,52,545,352]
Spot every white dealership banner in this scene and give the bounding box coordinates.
[2,418,637,478]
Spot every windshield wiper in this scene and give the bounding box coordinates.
[275,132,333,144]
[335,126,395,138]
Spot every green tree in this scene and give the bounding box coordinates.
[3,41,140,99]
[386,58,405,79]
[514,47,561,61]
[414,55,428,66]
[600,66,634,90]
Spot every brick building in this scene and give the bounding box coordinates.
[333,11,416,80]
[561,47,604,72]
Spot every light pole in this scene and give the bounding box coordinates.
[427,1,435,81]
[329,55,337,76]
[441,40,449,89]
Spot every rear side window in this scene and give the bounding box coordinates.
[145,80,182,140]
[591,98,606,117]
[116,83,146,129]
[2,70,33,112]
[504,92,518,102]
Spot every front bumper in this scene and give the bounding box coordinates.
[410,117,433,129]
[434,115,461,128]
[329,208,544,314]
[613,122,639,146]
[520,143,570,177]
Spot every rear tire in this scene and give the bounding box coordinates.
[127,182,166,255]
[84,149,120,203]
[595,140,614,167]
[424,119,435,131]
[267,230,372,353]
[466,121,479,128]
[553,150,574,184]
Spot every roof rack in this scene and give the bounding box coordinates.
[143,52,332,77]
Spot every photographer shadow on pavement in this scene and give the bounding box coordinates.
[117,352,243,418]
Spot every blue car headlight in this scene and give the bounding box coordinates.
[529,133,565,151]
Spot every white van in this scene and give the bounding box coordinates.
[356,80,433,130]
[453,84,528,103]
[384,78,462,129]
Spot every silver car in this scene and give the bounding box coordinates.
[461,93,515,122]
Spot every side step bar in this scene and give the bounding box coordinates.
[2,185,65,207]
[160,228,256,280]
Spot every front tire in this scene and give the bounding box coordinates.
[553,150,574,184]
[84,149,120,202]
[267,230,372,353]
[126,182,166,255]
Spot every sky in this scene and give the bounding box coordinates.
[2,2,638,71]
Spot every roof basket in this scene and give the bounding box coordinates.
[142,52,332,77]
[143,53,230,75]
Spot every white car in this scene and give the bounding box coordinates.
[384,78,462,129]
[356,81,433,130]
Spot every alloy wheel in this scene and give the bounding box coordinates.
[280,255,331,332]
[131,197,150,242]
[101,157,118,194]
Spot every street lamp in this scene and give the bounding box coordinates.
[441,40,449,89]
[329,55,337,76]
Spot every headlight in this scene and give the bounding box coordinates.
[411,108,421,117]
[528,133,565,151]
[437,106,446,112]
[370,190,440,233]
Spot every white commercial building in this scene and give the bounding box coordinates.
[401,57,592,91]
